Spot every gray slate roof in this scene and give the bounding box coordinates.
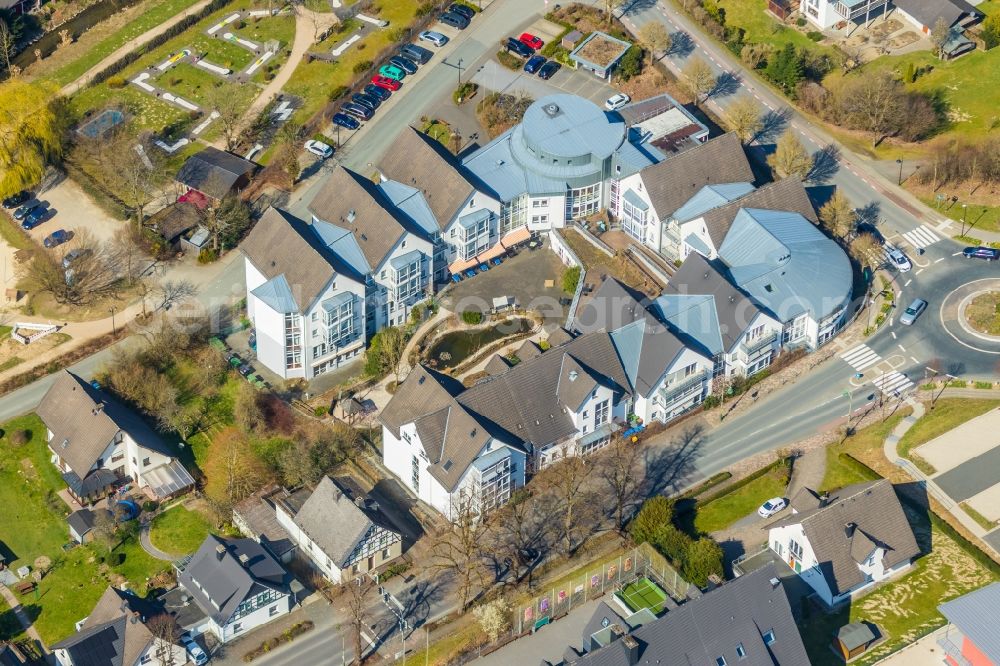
[178,535,290,626]
[175,147,256,200]
[702,177,816,248]
[894,0,978,28]
[37,371,175,477]
[68,507,113,537]
[939,582,1000,662]
[51,587,156,666]
[637,132,753,219]
[484,354,514,376]
[563,564,809,665]
[233,486,296,560]
[766,480,920,597]
[286,476,399,568]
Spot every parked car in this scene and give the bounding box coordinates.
[62,248,92,268]
[304,139,334,159]
[342,102,374,121]
[464,268,477,278]
[757,497,787,518]
[605,92,631,110]
[180,634,209,666]
[519,33,544,50]
[419,30,448,47]
[439,11,469,29]
[504,37,534,58]
[2,191,30,209]
[43,229,72,248]
[389,54,418,74]
[331,112,361,130]
[538,60,561,79]
[351,92,381,110]
[370,74,402,91]
[450,273,462,283]
[524,54,546,73]
[12,203,38,221]
[963,246,1000,261]
[491,256,502,267]
[20,208,47,230]
[900,298,927,326]
[378,64,405,81]
[364,83,392,101]
[449,3,475,20]
[400,43,433,64]
[887,246,911,272]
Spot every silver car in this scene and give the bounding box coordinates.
[899,298,927,325]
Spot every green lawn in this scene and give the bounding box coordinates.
[921,196,1000,236]
[693,468,788,533]
[43,0,206,87]
[284,0,421,125]
[720,0,839,57]
[149,505,213,556]
[897,398,1000,466]
[821,410,912,491]
[618,577,667,614]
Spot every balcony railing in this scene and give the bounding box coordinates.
[658,370,707,406]
[739,332,778,360]
[937,629,972,666]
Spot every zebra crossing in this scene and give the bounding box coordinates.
[900,224,941,249]
[840,344,882,372]
[873,371,914,397]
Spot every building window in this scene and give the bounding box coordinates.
[595,400,609,426]
[234,624,243,634]
[736,643,746,659]
[716,658,726,666]
[532,199,548,208]
[269,606,279,617]
[143,457,150,467]
[763,630,775,646]
[383,548,391,558]
[411,455,420,493]
[788,539,803,559]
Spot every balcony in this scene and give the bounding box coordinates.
[937,627,972,666]
[832,0,889,21]
[657,370,707,406]
[738,332,778,360]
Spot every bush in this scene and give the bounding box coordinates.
[562,265,581,295]
[461,310,483,325]
[415,0,437,17]
[806,31,824,41]
[327,85,350,101]
[453,81,478,105]
[629,496,674,546]
[496,50,522,70]
[683,538,724,587]
[106,76,127,88]
[197,248,218,264]
[9,429,30,447]
[353,60,373,75]
[616,45,643,81]
[796,17,806,26]
[701,395,720,409]
[141,500,158,512]
[243,621,315,662]
[313,405,329,417]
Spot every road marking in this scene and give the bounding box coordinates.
[890,317,895,326]
[841,344,882,371]
[898,343,906,352]
[934,257,944,263]
[904,279,912,287]
[901,224,941,249]
[953,251,963,256]
[935,219,954,231]
[873,371,914,396]
[911,356,919,364]
[916,268,924,275]
[891,331,897,339]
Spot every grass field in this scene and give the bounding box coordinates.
[821,410,912,491]
[693,467,788,534]
[148,504,213,556]
[618,577,667,614]
[721,0,840,57]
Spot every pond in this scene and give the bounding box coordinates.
[426,317,533,370]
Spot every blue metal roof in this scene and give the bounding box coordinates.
[458,208,490,230]
[683,233,711,257]
[311,220,371,275]
[379,180,440,235]
[321,291,354,312]
[251,274,299,314]
[719,208,852,321]
[520,94,625,161]
[623,188,648,212]
[672,183,755,222]
[390,248,423,270]
[653,294,724,355]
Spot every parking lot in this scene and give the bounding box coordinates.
[440,244,568,322]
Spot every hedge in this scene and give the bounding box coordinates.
[678,471,732,500]
[837,453,881,482]
[242,621,315,662]
[695,457,791,507]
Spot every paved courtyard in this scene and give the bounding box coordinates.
[440,246,569,323]
[473,598,603,666]
[470,58,617,107]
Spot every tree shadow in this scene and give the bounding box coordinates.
[667,31,696,59]
[806,184,836,212]
[807,144,841,184]
[641,424,706,497]
[896,481,932,555]
[855,201,881,226]
[709,71,741,99]
[751,107,792,145]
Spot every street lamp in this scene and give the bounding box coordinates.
[896,158,903,185]
[109,306,117,336]
[842,389,853,433]
[961,203,968,237]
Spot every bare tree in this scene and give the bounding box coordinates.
[725,96,762,144]
[18,230,120,305]
[91,509,117,551]
[345,578,373,665]
[850,232,882,269]
[110,224,148,287]
[837,72,902,148]
[0,20,15,75]
[541,444,595,557]
[147,614,182,666]
[156,279,198,311]
[682,57,716,105]
[205,85,247,152]
[200,195,251,252]
[637,22,671,65]
[930,17,950,57]
[767,130,813,179]
[428,491,491,611]
[491,488,549,589]
[597,435,643,532]
[818,190,856,239]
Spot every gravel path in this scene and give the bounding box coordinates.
[139,521,176,561]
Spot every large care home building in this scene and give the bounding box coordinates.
[53,586,187,666]
[174,535,294,643]
[272,476,403,583]
[938,582,1000,666]
[764,480,920,607]
[37,371,194,504]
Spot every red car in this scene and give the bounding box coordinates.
[370,75,401,91]
[519,33,544,50]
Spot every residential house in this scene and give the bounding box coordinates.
[52,586,187,666]
[938,581,1000,666]
[273,476,402,583]
[232,485,297,563]
[67,507,114,544]
[550,564,809,665]
[894,0,981,57]
[461,94,705,237]
[611,132,754,258]
[0,643,27,666]
[37,371,194,504]
[801,0,891,29]
[765,480,920,606]
[568,32,633,80]
[175,146,257,203]
[147,202,206,254]
[175,535,294,643]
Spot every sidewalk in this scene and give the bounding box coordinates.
[472,598,604,665]
[0,584,44,648]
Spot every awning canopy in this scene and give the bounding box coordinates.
[577,422,620,448]
[478,244,506,262]
[145,459,195,498]
[178,189,210,210]
[449,257,479,274]
[501,225,531,247]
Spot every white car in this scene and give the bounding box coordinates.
[757,497,787,518]
[419,30,448,47]
[180,634,209,665]
[887,246,912,272]
[605,93,631,111]
[304,139,334,159]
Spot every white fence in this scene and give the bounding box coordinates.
[11,322,59,345]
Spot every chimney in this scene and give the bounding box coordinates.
[844,522,857,538]
[130,611,140,625]
[215,544,226,560]
[769,577,781,589]
[621,635,639,665]
[608,623,625,642]
[819,491,830,506]
[239,553,250,566]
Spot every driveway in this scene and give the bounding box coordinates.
[470,59,616,106]
[28,174,127,248]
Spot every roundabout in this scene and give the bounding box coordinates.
[939,278,1000,355]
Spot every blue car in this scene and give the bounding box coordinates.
[450,273,462,283]
[524,55,545,74]
[21,208,47,230]
[12,203,38,221]
[491,257,502,266]
[464,268,477,278]
[43,229,71,248]
[331,112,361,130]
[364,83,391,101]
[479,263,489,272]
